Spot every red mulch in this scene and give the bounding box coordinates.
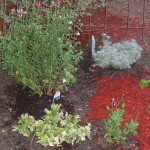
[87,76,150,150]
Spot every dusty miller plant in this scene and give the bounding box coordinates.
[12,103,91,147]
[104,103,138,144]
[93,34,143,69]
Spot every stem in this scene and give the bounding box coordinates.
[2,0,6,34]
[30,133,36,150]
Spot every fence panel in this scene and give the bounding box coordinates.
[79,0,150,48]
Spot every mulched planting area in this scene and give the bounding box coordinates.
[87,76,150,150]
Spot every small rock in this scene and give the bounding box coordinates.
[1,129,6,133]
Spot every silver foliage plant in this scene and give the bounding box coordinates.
[93,34,143,69]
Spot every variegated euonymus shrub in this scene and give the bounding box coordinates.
[93,34,143,69]
[13,103,91,147]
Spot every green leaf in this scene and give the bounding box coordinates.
[139,79,149,89]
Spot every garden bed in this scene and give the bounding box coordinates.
[0,0,150,149]
[0,47,150,150]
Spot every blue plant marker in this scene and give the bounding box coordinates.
[53,91,61,100]
[91,35,96,56]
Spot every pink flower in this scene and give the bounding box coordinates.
[44,12,49,16]
[66,0,71,2]
[27,27,31,30]
[111,98,117,106]
[35,2,42,7]
[11,8,16,13]
[78,107,83,111]
[17,14,22,18]
[58,0,63,3]
[23,11,27,15]
[50,1,54,6]
[77,57,81,61]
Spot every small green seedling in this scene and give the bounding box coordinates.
[139,79,149,89]
[147,105,150,113]
[104,103,138,144]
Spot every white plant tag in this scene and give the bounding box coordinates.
[53,91,61,100]
[91,35,96,56]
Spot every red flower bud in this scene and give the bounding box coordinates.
[77,57,80,61]
[35,2,42,7]
[50,1,54,5]
[44,12,49,16]
[11,8,16,13]
[58,0,63,3]
[17,14,22,18]
[27,27,31,30]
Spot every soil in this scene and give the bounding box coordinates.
[1,51,96,150]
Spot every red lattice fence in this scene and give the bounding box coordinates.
[78,0,150,49]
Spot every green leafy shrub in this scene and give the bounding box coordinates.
[0,0,83,95]
[0,0,105,22]
[13,103,91,147]
[93,34,143,69]
[139,79,149,89]
[104,103,138,144]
